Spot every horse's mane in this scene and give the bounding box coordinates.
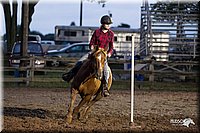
[71,59,94,89]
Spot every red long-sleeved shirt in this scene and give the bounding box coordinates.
[89,27,114,55]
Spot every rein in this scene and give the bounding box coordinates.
[81,73,100,85]
[97,48,107,57]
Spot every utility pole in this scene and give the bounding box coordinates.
[80,0,83,26]
[79,0,107,26]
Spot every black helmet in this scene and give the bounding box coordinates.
[100,15,113,24]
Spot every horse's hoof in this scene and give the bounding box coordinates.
[66,119,72,124]
[65,123,73,128]
[84,115,89,120]
[66,116,73,124]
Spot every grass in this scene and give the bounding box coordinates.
[136,81,199,92]
[3,79,198,92]
[3,70,199,92]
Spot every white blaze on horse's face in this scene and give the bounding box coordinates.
[95,52,103,80]
[97,54,102,68]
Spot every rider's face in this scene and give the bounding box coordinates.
[102,24,111,30]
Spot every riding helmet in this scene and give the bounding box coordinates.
[100,15,113,24]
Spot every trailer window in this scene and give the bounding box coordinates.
[126,36,132,41]
[114,36,117,42]
[64,31,77,37]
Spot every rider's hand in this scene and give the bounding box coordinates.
[91,45,94,50]
[107,53,111,58]
[90,45,96,53]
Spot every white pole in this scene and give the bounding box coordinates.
[0,47,2,132]
[131,34,135,123]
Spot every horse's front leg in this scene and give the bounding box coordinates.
[67,88,78,124]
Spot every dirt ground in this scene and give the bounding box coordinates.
[2,87,199,133]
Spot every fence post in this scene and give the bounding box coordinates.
[26,57,30,86]
[149,60,154,82]
[30,56,35,83]
[26,69,30,86]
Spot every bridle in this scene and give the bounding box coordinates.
[92,49,107,80]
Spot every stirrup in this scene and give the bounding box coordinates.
[103,89,110,97]
[102,84,109,97]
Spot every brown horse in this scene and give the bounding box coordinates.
[66,49,112,124]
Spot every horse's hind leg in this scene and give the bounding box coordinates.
[73,95,92,119]
[67,88,78,124]
[82,93,103,119]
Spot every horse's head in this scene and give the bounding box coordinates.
[90,49,107,80]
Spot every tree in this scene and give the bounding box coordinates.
[29,30,44,39]
[117,23,130,28]
[70,21,76,26]
[1,1,17,54]
[44,34,55,41]
[0,0,39,54]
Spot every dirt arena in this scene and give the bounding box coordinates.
[3,87,199,132]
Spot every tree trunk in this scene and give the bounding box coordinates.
[20,1,29,57]
[18,1,39,37]
[19,1,29,74]
[11,1,18,46]
[1,1,18,54]
[1,0,38,54]
[2,2,12,54]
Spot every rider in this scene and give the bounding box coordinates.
[63,15,114,97]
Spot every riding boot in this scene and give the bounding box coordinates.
[62,61,83,82]
[102,82,110,97]
[62,70,74,82]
